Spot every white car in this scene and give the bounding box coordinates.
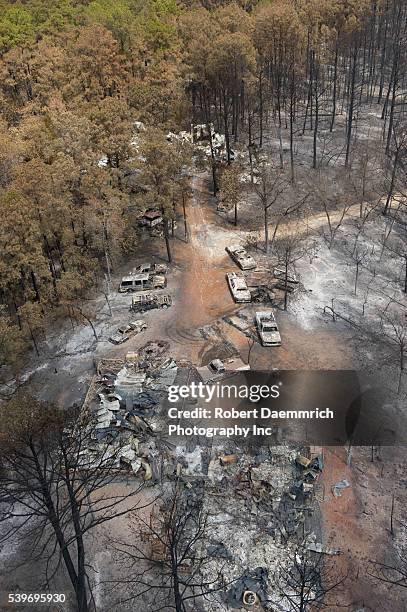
[226,244,256,270]
[255,311,281,347]
[226,272,252,303]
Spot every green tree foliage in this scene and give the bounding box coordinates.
[0,7,35,51]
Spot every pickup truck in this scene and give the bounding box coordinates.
[130,293,172,313]
[119,273,167,293]
[255,310,281,347]
[226,272,252,303]
[225,244,256,271]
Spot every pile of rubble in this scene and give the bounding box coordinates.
[185,444,326,611]
[82,341,179,479]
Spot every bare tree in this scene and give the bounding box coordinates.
[271,546,346,611]
[351,246,369,295]
[269,194,310,253]
[273,230,316,310]
[384,123,407,216]
[111,479,224,612]
[350,141,383,207]
[382,228,407,293]
[350,196,382,257]
[321,197,353,250]
[370,549,407,591]
[252,157,288,253]
[379,307,407,393]
[0,393,146,611]
[313,176,354,249]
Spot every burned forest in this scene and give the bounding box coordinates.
[0,1,407,611]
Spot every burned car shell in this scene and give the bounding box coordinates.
[131,294,172,312]
[108,320,147,344]
[119,273,167,293]
[255,310,282,347]
[133,262,167,275]
[226,244,256,271]
[226,272,252,303]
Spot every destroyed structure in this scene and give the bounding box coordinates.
[81,337,331,611]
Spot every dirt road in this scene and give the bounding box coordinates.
[136,172,357,371]
[162,174,238,361]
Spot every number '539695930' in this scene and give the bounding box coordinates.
[8,593,66,603]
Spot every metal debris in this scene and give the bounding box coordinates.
[226,567,268,608]
[332,478,350,498]
[306,542,341,555]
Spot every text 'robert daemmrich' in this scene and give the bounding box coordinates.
[167,407,334,420]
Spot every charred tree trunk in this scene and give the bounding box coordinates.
[345,45,359,168]
[330,40,339,132]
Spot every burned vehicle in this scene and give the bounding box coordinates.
[208,359,226,373]
[133,262,167,275]
[130,293,172,313]
[273,267,299,293]
[108,320,147,344]
[226,272,252,303]
[226,244,256,271]
[255,310,281,347]
[273,267,298,284]
[118,273,167,293]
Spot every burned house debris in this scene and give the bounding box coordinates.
[83,330,333,612]
[167,123,234,162]
[82,341,178,480]
[76,324,331,612]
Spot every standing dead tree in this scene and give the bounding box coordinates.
[384,123,407,216]
[379,306,407,393]
[313,176,354,250]
[268,194,310,253]
[271,547,346,611]
[252,157,288,253]
[0,394,146,612]
[351,246,369,295]
[350,196,383,257]
[273,229,316,310]
[111,479,224,612]
[384,233,407,294]
[321,197,353,250]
